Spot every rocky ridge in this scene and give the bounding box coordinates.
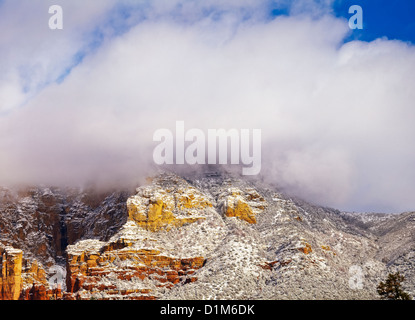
[0,172,414,299]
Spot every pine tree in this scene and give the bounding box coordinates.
[377,272,411,300]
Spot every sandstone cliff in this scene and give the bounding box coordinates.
[0,245,22,300]
[0,172,414,300]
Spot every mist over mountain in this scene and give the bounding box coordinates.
[0,1,415,213]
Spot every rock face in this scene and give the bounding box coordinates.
[127,176,212,231]
[0,186,131,300]
[65,175,216,299]
[0,244,63,300]
[0,246,22,300]
[218,187,267,224]
[0,187,130,267]
[20,259,63,300]
[65,225,205,300]
[0,172,414,300]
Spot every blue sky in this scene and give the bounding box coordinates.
[269,0,415,44]
[332,0,415,43]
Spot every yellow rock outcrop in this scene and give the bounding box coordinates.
[219,187,267,224]
[0,246,23,300]
[224,197,257,224]
[127,176,212,232]
[298,243,313,255]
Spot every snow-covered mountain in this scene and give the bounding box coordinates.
[0,172,414,300]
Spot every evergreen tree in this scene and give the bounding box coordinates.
[377,272,411,300]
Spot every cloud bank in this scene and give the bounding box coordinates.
[0,0,415,213]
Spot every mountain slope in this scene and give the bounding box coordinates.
[0,173,414,300]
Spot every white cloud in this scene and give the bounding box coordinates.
[0,0,120,112]
[0,1,415,213]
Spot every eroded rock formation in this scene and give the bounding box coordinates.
[65,225,205,300]
[127,176,212,231]
[218,187,267,224]
[0,245,22,300]
[1,173,414,300]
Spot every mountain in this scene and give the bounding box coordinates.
[0,172,414,300]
